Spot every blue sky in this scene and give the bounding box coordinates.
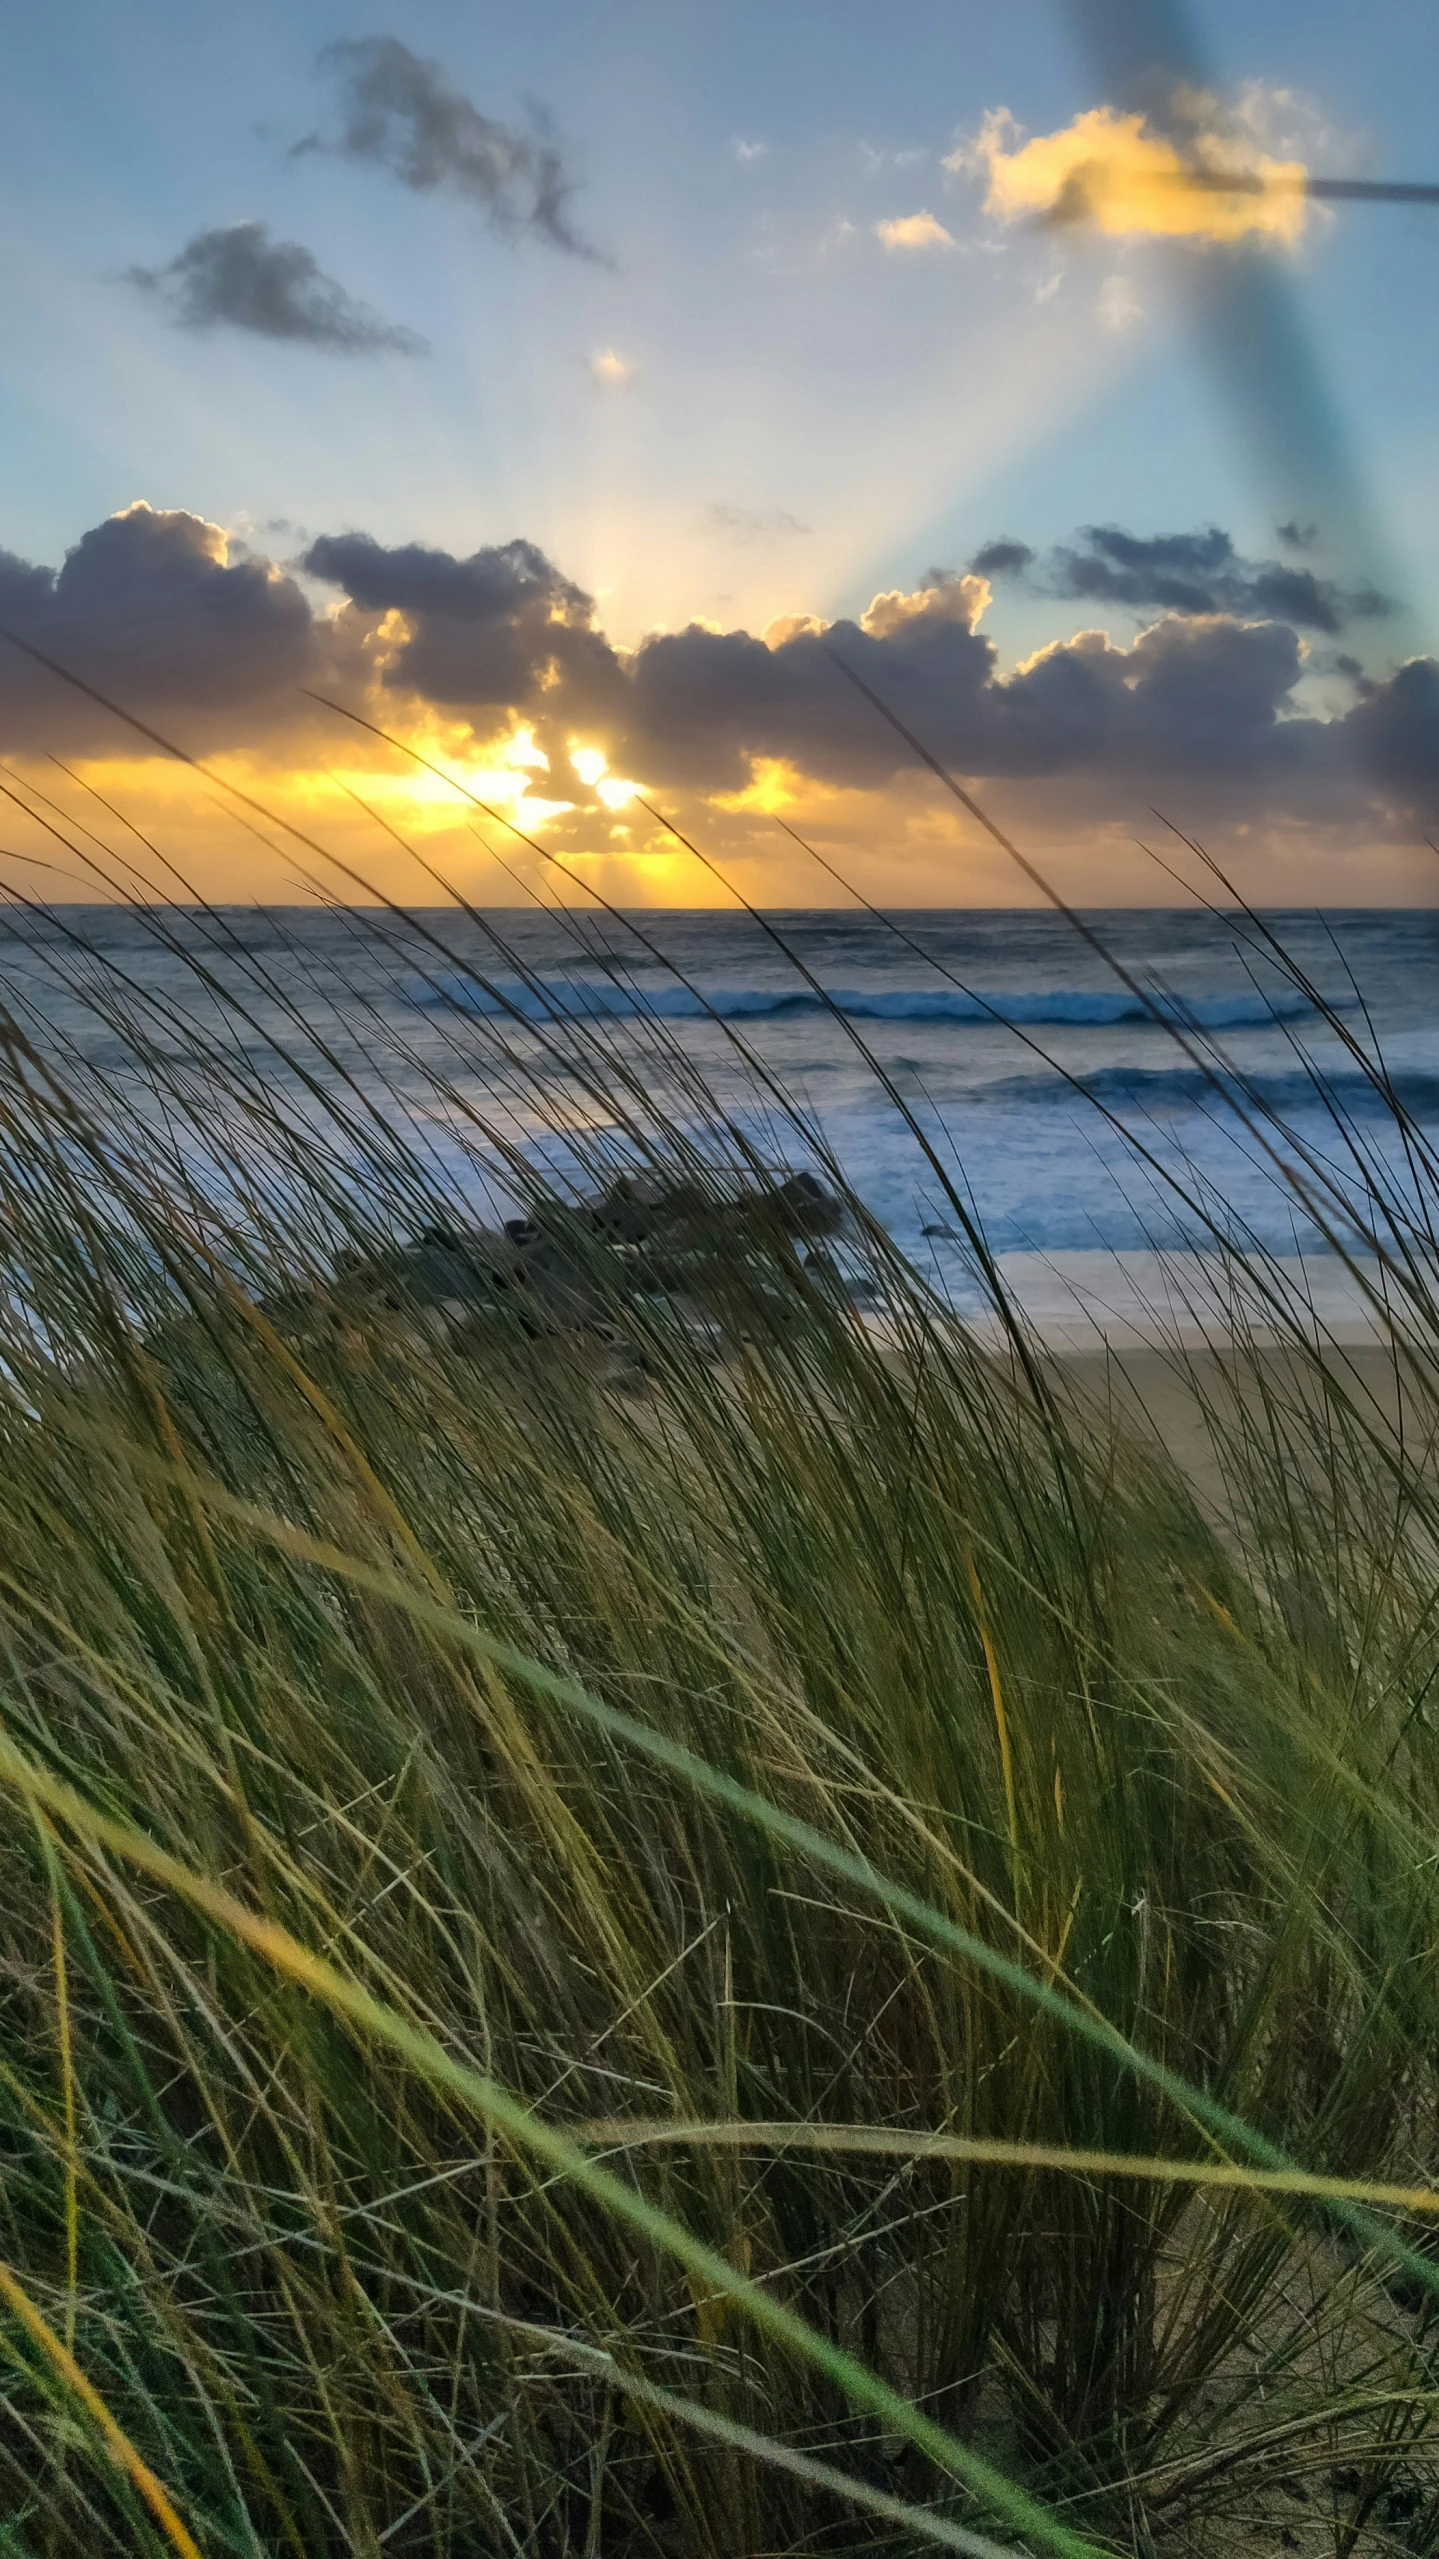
[1,0,1436,902]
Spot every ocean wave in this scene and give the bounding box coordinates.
[415,971,1333,1031]
[981,1063,1439,1120]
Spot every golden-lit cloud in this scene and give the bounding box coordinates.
[0,503,1432,910]
[762,611,828,647]
[956,104,1311,245]
[712,757,817,816]
[860,571,989,638]
[874,210,956,251]
[588,347,633,387]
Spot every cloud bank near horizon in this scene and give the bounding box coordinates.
[0,503,1433,854]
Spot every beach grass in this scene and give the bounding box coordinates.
[0,833,1437,2554]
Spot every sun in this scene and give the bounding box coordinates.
[569,741,643,810]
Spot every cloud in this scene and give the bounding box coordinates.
[1344,658,1439,805]
[0,503,316,749]
[705,505,810,544]
[1206,80,1348,175]
[952,101,1311,245]
[733,138,768,163]
[126,221,425,353]
[1097,273,1143,331]
[874,210,956,251]
[970,540,1035,579]
[588,348,633,388]
[859,569,990,640]
[3,505,1434,836]
[300,35,602,260]
[604,585,1290,800]
[592,583,1435,825]
[1278,519,1320,551]
[300,529,624,719]
[986,523,1393,635]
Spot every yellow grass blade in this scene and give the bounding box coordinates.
[0,2258,204,2559]
[966,1548,1018,1859]
[0,1728,1105,2559]
[571,2118,1439,2217]
[36,1816,79,2351]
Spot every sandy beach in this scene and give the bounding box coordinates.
[1057,1338,1429,1505]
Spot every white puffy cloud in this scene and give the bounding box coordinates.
[874,211,956,251]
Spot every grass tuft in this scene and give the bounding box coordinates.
[0,780,1434,2553]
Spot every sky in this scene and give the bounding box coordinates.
[0,0,1436,906]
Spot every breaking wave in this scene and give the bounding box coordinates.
[981,1063,1439,1120]
[414,971,1334,1031]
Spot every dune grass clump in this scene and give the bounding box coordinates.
[0,871,1437,2556]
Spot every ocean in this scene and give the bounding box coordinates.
[4,903,1435,1345]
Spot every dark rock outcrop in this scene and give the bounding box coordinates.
[317,1168,850,1357]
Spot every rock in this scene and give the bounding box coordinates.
[402,1224,520,1308]
[318,1221,527,1345]
[587,1166,842,1250]
[770,1170,844,1237]
[289,1169,852,1364]
[588,1173,689,1244]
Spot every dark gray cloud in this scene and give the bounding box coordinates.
[127,221,425,354]
[300,36,602,260]
[3,508,1436,832]
[0,503,317,749]
[610,596,1313,795]
[303,528,1438,820]
[301,531,623,717]
[1277,520,1320,552]
[970,538,1035,579]
[1344,658,1439,805]
[978,522,1392,636]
